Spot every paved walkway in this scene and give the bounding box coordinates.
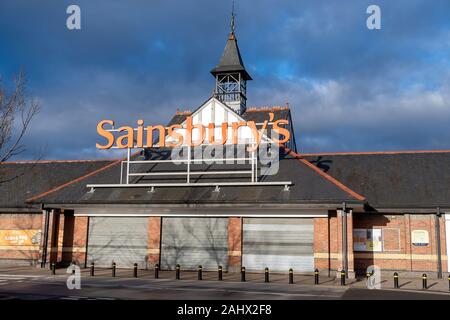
[0,266,449,297]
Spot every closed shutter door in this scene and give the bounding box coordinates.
[243,218,314,273]
[161,218,228,271]
[87,217,148,268]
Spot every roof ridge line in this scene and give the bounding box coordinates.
[2,159,115,164]
[246,106,290,112]
[283,147,366,202]
[301,149,450,156]
[25,154,133,203]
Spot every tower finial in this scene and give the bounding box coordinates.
[230,0,236,34]
[211,0,251,115]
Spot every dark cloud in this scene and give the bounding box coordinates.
[0,0,449,159]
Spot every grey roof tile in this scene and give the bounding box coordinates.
[0,160,113,209]
[210,32,252,80]
[29,149,361,206]
[305,151,450,209]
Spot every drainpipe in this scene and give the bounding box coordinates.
[436,207,443,279]
[342,202,348,277]
[40,209,50,268]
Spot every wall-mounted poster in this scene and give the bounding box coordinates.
[0,230,41,246]
[354,228,382,252]
[412,230,429,246]
[354,229,368,251]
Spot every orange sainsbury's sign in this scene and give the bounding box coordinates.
[0,230,41,246]
[96,112,290,151]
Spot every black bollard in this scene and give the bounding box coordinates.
[218,266,223,281]
[176,264,180,280]
[154,264,159,279]
[289,268,294,284]
[422,273,427,290]
[133,263,138,278]
[51,262,56,275]
[112,262,116,277]
[340,270,346,286]
[265,267,269,283]
[448,274,450,291]
[90,262,95,277]
[394,272,399,289]
[314,269,319,285]
[198,265,203,280]
[241,267,246,282]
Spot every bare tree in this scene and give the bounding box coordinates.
[0,71,40,163]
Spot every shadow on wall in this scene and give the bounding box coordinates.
[160,218,229,271]
[85,217,148,269]
[353,215,391,275]
[3,213,42,267]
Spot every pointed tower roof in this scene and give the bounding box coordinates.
[210,9,252,81]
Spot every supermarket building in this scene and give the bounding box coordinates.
[1,23,450,278]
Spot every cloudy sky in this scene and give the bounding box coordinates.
[1,0,449,160]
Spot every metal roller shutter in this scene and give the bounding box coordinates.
[161,218,228,270]
[243,218,314,273]
[87,217,148,268]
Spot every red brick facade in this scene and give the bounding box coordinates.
[313,211,355,276]
[38,211,89,267]
[147,217,161,267]
[1,212,447,275]
[227,217,242,272]
[0,213,42,265]
[61,214,89,266]
[353,213,447,273]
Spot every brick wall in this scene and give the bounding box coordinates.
[314,215,336,273]
[48,214,89,267]
[147,217,161,267]
[0,212,42,266]
[314,210,354,276]
[228,217,242,272]
[353,213,447,273]
[311,211,448,275]
[37,211,447,274]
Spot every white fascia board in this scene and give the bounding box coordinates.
[73,206,329,217]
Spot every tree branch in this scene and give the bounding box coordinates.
[0,71,41,163]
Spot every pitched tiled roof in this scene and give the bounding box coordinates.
[27,148,362,207]
[9,148,450,211]
[304,150,450,209]
[0,160,114,210]
[210,32,252,80]
[167,106,291,127]
[242,107,290,123]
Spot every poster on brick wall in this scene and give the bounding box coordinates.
[354,228,382,251]
[411,230,429,246]
[354,229,367,251]
[0,230,41,246]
